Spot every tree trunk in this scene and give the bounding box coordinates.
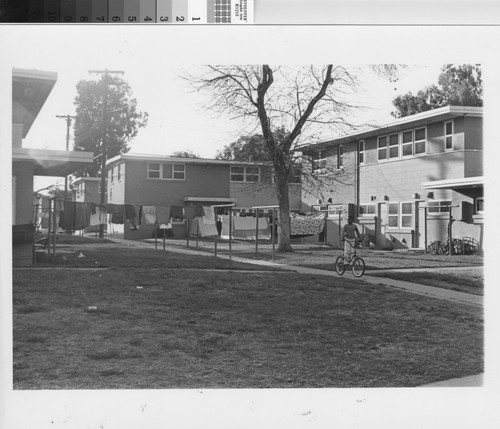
[276,169,293,252]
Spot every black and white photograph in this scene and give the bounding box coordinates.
[1,17,499,429]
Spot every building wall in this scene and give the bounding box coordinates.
[12,161,34,225]
[122,160,231,206]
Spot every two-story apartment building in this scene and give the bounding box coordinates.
[300,106,483,249]
[105,153,302,239]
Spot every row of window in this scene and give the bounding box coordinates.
[313,121,455,170]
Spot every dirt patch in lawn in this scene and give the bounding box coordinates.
[13,264,483,389]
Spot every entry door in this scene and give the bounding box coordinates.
[376,202,387,246]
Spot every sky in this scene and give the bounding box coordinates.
[1,25,447,191]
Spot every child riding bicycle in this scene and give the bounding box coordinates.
[342,216,361,261]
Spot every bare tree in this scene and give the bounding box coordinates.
[190,65,396,252]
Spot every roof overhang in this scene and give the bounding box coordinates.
[12,68,58,138]
[12,147,94,177]
[421,176,483,191]
[184,197,237,203]
[107,153,271,167]
[299,105,483,152]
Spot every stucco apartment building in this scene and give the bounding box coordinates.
[104,153,302,239]
[300,105,484,250]
[11,68,93,266]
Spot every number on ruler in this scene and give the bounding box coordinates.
[144,16,152,21]
[176,16,185,22]
[63,16,73,22]
[80,16,89,22]
[96,16,105,22]
[112,16,120,22]
[128,16,137,22]
[160,16,169,22]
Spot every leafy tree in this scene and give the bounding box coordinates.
[73,75,148,176]
[191,65,398,252]
[216,133,273,162]
[171,150,200,158]
[392,64,482,118]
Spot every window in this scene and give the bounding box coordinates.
[337,145,344,168]
[402,130,413,157]
[445,121,453,150]
[117,164,121,181]
[148,163,185,180]
[148,163,160,179]
[414,127,426,154]
[428,200,452,214]
[109,168,114,183]
[401,202,413,228]
[389,133,399,159]
[312,150,327,174]
[230,166,260,182]
[358,140,365,164]
[289,166,302,184]
[378,136,388,161]
[475,197,484,214]
[358,204,376,216]
[388,203,399,227]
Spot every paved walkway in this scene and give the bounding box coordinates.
[108,238,484,387]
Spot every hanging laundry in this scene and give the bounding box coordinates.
[202,206,216,225]
[233,216,270,240]
[107,204,126,224]
[75,202,91,230]
[220,214,231,240]
[190,217,218,237]
[141,205,157,224]
[90,205,107,226]
[290,212,327,236]
[59,201,76,230]
[124,204,136,220]
[156,206,171,224]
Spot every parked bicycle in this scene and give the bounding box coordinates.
[335,239,366,277]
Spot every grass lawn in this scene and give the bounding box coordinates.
[13,244,483,389]
[368,270,484,296]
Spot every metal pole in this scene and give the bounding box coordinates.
[154,221,158,250]
[255,208,259,257]
[47,198,52,256]
[424,207,428,254]
[186,218,190,248]
[229,206,232,261]
[56,114,75,200]
[272,208,276,261]
[448,206,453,256]
[52,198,57,256]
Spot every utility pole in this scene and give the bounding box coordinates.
[56,114,76,200]
[88,69,124,238]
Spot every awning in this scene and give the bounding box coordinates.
[184,197,237,203]
[12,147,94,177]
[421,176,483,191]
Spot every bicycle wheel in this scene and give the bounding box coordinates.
[352,257,365,277]
[335,256,346,275]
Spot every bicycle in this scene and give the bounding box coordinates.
[335,239,366,277]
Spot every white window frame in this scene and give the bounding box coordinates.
[388,133,399,159]
[327,204,344,218]
[444,120,454,151]
[400,201,413,229]
[358,203,376,217]
[148,162,185,180]
[117,164,121,182]
[388,202,399,227]
[312,150,327,174]
[427,200,452,215]
[337,145,344,169]
[230,165,261,183]
[414,127,426,155]
[402,130,414,157]
[358,140,365,164]
[378,136,388,161]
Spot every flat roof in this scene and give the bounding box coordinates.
[13,147,94,177]
[107,153,272,167]
[421,176,483,190]
[299,105,483,151]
